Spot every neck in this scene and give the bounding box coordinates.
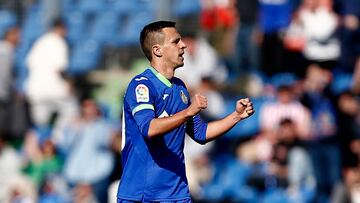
[150,61,175,79]
[53,29,64,38]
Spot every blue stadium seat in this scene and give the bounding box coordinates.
[110,0,137,16]
[14,40,32,93]
[39,193,64,203]
[89,11,121,45]
[226,161,258,202]
[65,11,88,45]
[21,5,47,42]
[115,13,154,47]
[261,189,290,203]
[269,72,297,88]
[0,9,17,38]
[201,154,234,201]
[202,155,258,202]
[78,0,107,15]
[110,0,154,17]
[139,0,156,14]
[331,72,352,94]
[172,0,201,17]
[69,39,102,75]
[62,0,78,14]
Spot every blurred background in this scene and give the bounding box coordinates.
[0,0,360,202]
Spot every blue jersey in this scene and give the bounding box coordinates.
[117,67,207,201]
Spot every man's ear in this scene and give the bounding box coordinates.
[152,45,162,57]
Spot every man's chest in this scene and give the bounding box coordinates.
[154,85,190,117]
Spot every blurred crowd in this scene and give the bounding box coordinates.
[0,0,360,203]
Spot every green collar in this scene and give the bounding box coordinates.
[149,67,172,87]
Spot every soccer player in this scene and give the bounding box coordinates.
[117,21,254,203]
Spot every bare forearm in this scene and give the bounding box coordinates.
[148,109,193,138]
[148,94,208,138]
[206,111,242,142]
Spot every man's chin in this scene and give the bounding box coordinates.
[174,63,184,69]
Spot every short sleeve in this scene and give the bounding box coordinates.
[125,78,157,137]
[186,114,208,145]
[174,78,207,144]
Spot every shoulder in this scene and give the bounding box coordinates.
[128,70,154,87]
[125,70,157,97]
[36,33,55,44]
[172,77,187,89]
[31,33,66,50]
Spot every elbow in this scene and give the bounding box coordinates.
[146,129,159,139]
[146,120,157,138]
[139,119,158,139]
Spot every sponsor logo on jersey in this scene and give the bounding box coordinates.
[163,94,169,100]
[135,77,148,81]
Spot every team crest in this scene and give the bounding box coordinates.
[135,84,149,102]
[180,90,188,104]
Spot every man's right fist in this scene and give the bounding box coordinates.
[187,94,207,116]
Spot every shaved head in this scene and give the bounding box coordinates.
[140,21,176,61]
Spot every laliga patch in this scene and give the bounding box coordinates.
[135,84,149,102]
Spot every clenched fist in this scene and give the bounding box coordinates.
[187,94,207,116]
[235,98,255,119]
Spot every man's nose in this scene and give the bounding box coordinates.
[180,40,187,49]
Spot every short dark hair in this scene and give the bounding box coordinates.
[277,85,292,93]
[140,21,176,61]
[52,18,66,29]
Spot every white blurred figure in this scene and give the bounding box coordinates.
[0,137,37,203]
[298,0,340,68]
[25,19,78,140]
